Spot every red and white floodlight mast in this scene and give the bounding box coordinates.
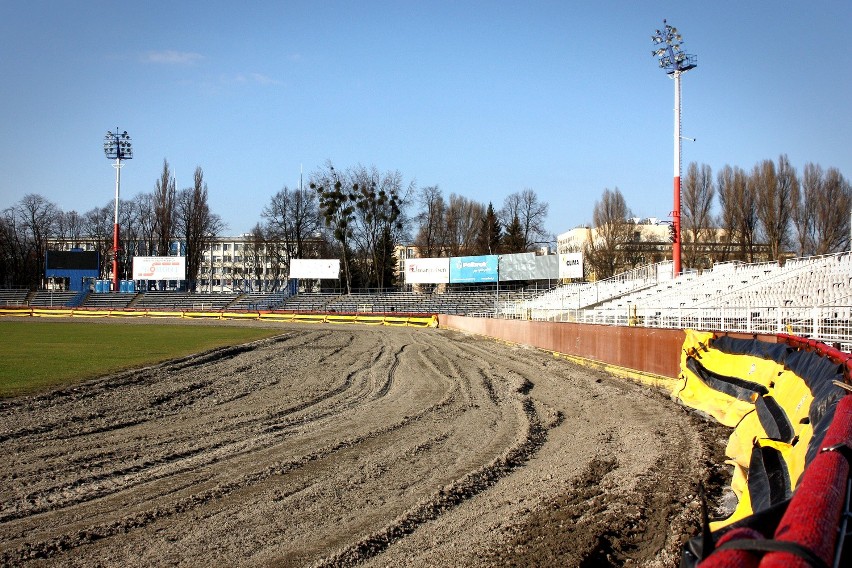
[103,129,133,291]
[652,20,696,277]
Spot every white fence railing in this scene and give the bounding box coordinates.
[495,302,852,353]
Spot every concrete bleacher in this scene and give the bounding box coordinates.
[133,291,239,311]
[590,253,852,314]
[277,292,338,312]
[28,290,79,307]
[506,251,852,350]
[81,293,137,309]
[228,291,291,311]
[0,289,29,306]
[420,290,497,316]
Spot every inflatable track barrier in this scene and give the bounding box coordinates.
[0,306,437,328]
[676,330,852,567]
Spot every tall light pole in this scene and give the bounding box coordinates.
[653,20,696,277]
[103,129,133,291]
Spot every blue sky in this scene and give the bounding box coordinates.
[1,1,850,240]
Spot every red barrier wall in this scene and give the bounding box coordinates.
[438,315,687,379]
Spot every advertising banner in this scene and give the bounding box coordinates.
[558,252,584,279]
[132,256,187,280]
[533,254,560,280]
[499,253,536,281]
[289,259,340,279]
[450,255,498,283]
[404,257,450,284]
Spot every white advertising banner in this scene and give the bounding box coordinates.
[290,258,340,279]
[404,257,450,284]
[558,252,584,279]
[132,256,187,280]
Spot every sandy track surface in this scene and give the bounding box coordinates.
[0,324,727,567]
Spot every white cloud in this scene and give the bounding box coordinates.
[142,50,205,65]
[222,73,282,86]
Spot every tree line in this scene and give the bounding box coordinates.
[3,153,846,289]
[251,162,551,292]
[584,155,851,279]
[0,158,552,291]
[0,162,222,289]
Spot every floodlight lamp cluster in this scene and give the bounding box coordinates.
[651,20,696,74]
[103,129,133,160]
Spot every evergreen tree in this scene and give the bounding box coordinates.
[503,214,526,253]
[475,202,502,255]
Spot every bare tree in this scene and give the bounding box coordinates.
[813,166,852,254]
[15,194,60,286]
[310,162,357,293]
[131,192,157,257]
[154,159,176,257]
[681,162,715,270]
[718,165,758,262]
[84,203,115,278]
[413,185,448,258]
[585,187,631,279]
[348,164,408,288]
[754,156,796,261]
[500,188,550,251]
[444,194,484,257]
[0,206,28,287]
[241,223,267,291]
[56,210,85,248]
[176,167,224,291]
[262,183,321,280]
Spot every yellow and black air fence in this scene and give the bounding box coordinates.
[673,329,848,531]
[0,306,437,328]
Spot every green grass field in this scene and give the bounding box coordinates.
[0,320,283,397]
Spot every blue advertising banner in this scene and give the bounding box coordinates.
[450,255,498,283]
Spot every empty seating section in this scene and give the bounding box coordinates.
[81,293,136,309]
[277,292,338,312]
[28,290,78,307]
[133,292,239,310]
[507,251,852,350]
[0,289,28,306]
[228,291,291,310]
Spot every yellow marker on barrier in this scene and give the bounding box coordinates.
[220,311,261,320]
[32,309,73,318]
[182,311,222,319]
[0,308,32,317]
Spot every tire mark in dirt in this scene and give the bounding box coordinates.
[0,351,478,565]
[2,333,387,524]
[0,332,310,444]
[0,326,703,567]
[1,330,475,562]
[312,394,553,568]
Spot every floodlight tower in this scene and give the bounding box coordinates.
[652,20,696,277]
[103,128,133,291]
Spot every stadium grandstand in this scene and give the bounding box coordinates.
[3,251,851,350]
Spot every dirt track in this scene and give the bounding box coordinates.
[0,323,728,567]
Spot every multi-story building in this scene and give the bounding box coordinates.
[47,234,315,293]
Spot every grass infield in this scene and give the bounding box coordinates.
[0,320,282,397]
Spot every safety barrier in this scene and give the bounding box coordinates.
[0,306,438,328]
[676,330,851,567]
[433,315,850,567]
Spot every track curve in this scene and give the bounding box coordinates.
[0,324,726,567]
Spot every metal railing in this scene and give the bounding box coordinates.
[492,253,852,352]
